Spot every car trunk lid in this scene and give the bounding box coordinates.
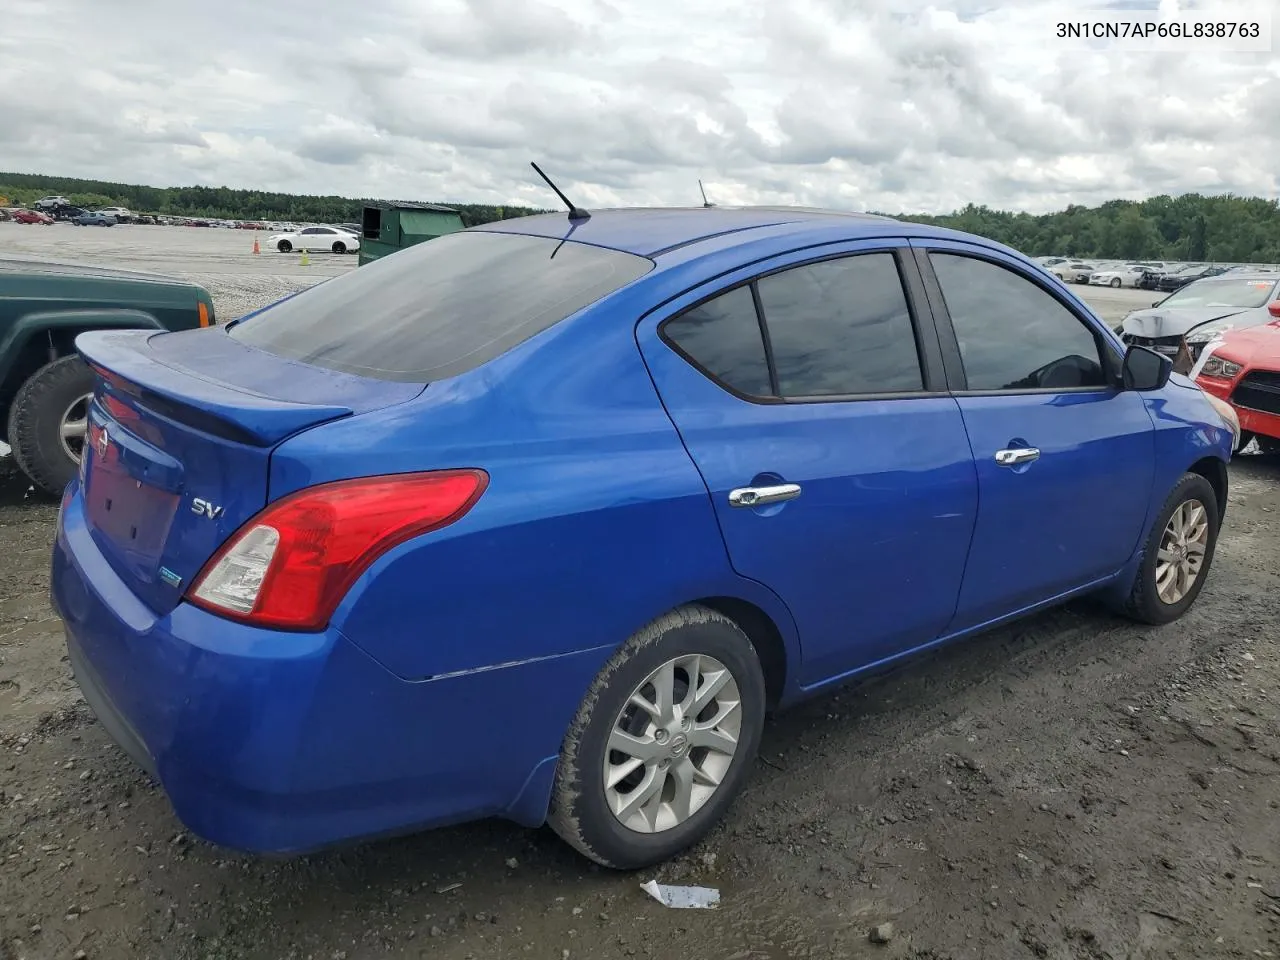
[75,327,422,614]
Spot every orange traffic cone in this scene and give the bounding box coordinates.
[252,238,260,254]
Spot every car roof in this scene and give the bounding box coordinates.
[0,256,189,285]
[472,205,969,259]
[1216,271,1279,280]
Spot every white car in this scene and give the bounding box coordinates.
[268,226,360,254]
[1050,261,1094,283]
[97,206,133,222]
[1089,264,1148,288]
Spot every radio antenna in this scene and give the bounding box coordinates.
[699,179,714,208]
[531,162,591,221]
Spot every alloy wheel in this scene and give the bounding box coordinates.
[603,654,742,833]
[60,393,92,463]
[1156,498,1209,604]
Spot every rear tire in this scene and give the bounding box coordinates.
[332,241,346,254]
[277,239,292,253]
[1121,473,1219,626]
[548,605,766,869]
[7,356,95,497]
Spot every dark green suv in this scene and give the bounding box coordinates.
[0,259,215,495]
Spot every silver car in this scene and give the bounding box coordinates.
[1119,272,1280,371]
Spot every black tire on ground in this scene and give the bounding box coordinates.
[1120,472,1220,626]
[277,239,292,252]
[332,241,346,254]
[1257,435,1280,456]
[6,356,96,497]
[548,605,766,870]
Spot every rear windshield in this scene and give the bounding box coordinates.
[228,231,653,382]
[1161,278,1278,309]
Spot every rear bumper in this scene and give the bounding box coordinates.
[51,486,574,854]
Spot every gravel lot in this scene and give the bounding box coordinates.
[3,224,1279,960]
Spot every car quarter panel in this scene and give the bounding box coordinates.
[52,497,621,851]
[267,279,803,691]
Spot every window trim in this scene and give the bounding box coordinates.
[912,244,1123,397]
[656,245,949,405]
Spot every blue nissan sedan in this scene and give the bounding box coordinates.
[51,206,1233,869]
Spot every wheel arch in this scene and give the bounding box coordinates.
[693,596,789,709]
[0,309,163,441]
[1188,455,1228,524]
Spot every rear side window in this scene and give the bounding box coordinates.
[756,254,923,396]
[229,231,652,382]
[663,286,772,397]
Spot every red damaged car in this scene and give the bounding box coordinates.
[1193,316,1280,454]
[12,209,54,225]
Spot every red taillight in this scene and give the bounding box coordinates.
[187,470,488,631]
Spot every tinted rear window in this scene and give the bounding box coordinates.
[228,231,653,382]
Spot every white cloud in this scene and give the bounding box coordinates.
[0,0,1276,213]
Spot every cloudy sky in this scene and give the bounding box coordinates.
[1,0,1276,215]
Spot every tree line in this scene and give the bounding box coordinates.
[3,172,1279,262]
[0,172,545,229]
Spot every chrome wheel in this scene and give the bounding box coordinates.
[1156,498,1209,604]
[603,654,741,833]
[60,393,91,463]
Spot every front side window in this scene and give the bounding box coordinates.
[931,253,1107,391]
[756,253,924,397]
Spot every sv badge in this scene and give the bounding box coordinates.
[191,497,225,520]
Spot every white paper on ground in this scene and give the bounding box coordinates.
[640,879,720,908]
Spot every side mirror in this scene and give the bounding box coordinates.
[1267,302,1280,319]
[1122,345,1173,391]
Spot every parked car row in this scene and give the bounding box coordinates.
[1036,256,1277,291]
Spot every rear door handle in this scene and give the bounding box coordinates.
[728,483,802,508]
[995,447,1041,467]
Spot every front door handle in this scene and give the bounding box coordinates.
[995,447,1041,467]
[728,483,802,508]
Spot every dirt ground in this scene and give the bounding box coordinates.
[3,234,1280,960]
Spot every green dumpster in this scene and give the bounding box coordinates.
[358,201,465,266]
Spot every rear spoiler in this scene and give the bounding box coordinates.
[76,330,353,446]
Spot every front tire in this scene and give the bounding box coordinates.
[7,356,96,497]
[1111,277,1122,287]
[332,241,346,254]
[277,239,292,253]
[1121,473,1219,625]
[548,605,766,869]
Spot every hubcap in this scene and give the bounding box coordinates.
[1156,498,1209,604]
[60,393,92,463]
[603,654,742,834]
